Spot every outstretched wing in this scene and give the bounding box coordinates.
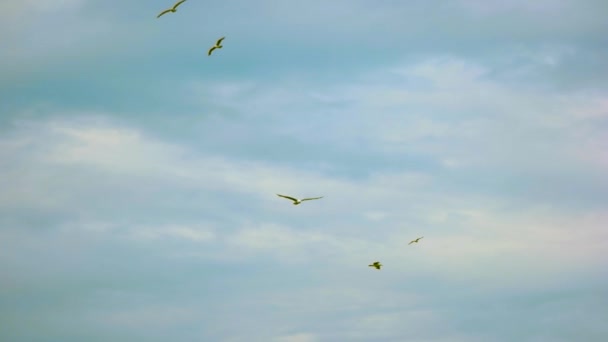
[418,237,424,241]
[408,240,415,245]
[157,9,172,18]
[277,194,298,202]
[208,46,217,56]
[216,36,225,45]
[173,0,187,10]
[301,196,323,202]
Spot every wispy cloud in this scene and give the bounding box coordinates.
[2,0,607,341]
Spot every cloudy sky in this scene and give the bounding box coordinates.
[1,0,607,341]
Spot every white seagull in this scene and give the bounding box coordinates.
[157,0,187,18]
[408,236,423,245]
[276,194,324,205]
[208,37,225,56]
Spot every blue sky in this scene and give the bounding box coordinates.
[1,0,607,341]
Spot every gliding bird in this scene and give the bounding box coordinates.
[276,194,323,205]
[409,237,423,245]
[368,261,382,270]
[157,0,187,18]
[208,37,225,56]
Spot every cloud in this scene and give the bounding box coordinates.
[4,0,607,92]
[2,17,607,338]
[273,333,318,342]
[181,57,608,210]
[1,116,605,340]
[2,61,606,288]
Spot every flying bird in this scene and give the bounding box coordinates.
[207,37,225,56]
[157,0,187,18]
[409,237,423,245]
[368,261,382,270]
[276,194,323,205]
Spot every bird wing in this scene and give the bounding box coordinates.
[301,196,323,201]
[408,240,415,244]
[157,9,172,18]
[208,46,217,56]
[216,37,225,45]
[173,0,187,10]
[277,194,298,202]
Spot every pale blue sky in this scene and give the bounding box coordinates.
[1,0,607,341]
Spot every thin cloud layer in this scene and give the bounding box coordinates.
[1,0,607,341]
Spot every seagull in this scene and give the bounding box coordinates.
[408,237,423,245]
[157,0,187,18]
[368,261,382,270]
[207,37,225,56]
[276,194,323,205]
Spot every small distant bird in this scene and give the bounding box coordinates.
[157,0,187,18]
[368,261,382,270]
[207,37,225,56]
[276,194,323,205]
[409,237,423,245]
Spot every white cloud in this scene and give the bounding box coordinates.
[3,51,607,300]
[2,2,607,340]
[362,211,388,221]
[187,57,608,161]
[273,333,318,342]
[127,225,215,242]
[386,208,608,289]
[223,222,372,264]
[2,109,606,291]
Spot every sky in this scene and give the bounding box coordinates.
[1,0,607,341]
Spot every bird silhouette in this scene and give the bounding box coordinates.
[157,0,187,18]
[276,194,323,205]
[368,261,382,270]
[408,237,423,245]
[208,37,225,56]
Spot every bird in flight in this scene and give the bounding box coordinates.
[276,194,323,205]
[368,261,382,270]
[409,237,423,245]
[208,37,225,56]
[157,0,187,18]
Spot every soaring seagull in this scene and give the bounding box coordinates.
[276,194,323,205]
[408,236,423,245]
[157,0,187,18]
[368,261,382,270]
[208,37,225,56]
